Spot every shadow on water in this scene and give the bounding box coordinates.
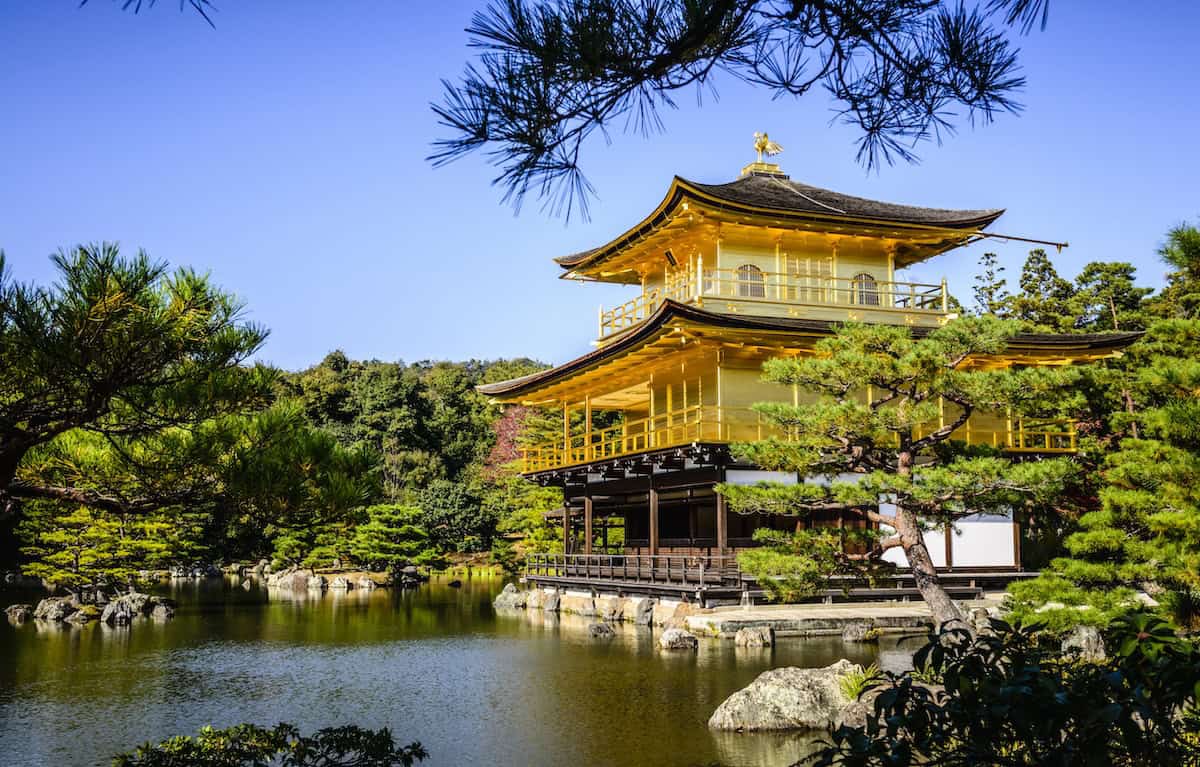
[0,576,908,767]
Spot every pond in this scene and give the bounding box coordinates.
[0,576,910,766]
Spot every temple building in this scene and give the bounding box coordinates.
[481,138,1138,600]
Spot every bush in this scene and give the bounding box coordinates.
[112,722,426,767]
[812,613,1200,766]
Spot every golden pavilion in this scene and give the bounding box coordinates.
[481,138,1138,599]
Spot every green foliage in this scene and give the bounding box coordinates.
[481,462,562,554]
[837,662,883,702]
[350,504,440,573]
[971,252,1008,316]
[433,0,1043,216]
[415,479,492,553]
[720,317,1077,620]
[1152,222,1200,319]
[1011,319,1200,629]
[111,722,426,767]
[737,527,883,602]
[19,503,199,593]
[0,244,271,517]
[812,614,1200,766]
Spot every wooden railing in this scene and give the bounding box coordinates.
[521,405,1077,472]
[524,553,742,589]
[596,265,949,339]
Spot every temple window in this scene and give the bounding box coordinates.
[852,272,880,306]
[736,264,766,298]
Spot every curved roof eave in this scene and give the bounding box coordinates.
[555,176,1005,274]
[476,301,1142,400]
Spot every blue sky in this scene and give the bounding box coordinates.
[2,1,1197,370]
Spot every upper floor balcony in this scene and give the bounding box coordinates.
[521,404,1076,474]
[597,263,950,342]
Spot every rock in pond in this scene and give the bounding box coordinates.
[34,597,78,623]
[101,592,170,625]
[588,622,616,639]
[329,576,352,590]
[493,583,527,610]
[734,626,775,648]
[5,604,34,624]
[840,620,878,642]
[1061,625,1106,662]
[633,598,655,626]
[708,659,860,731]
[543,589,560,612]
[150,602,175,621]
[356,577,378,590]
[447,579,463,588]
[65,605,101,625]
[658,628,699,651]
[306,575,327,591]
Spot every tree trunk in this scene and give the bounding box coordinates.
[895,444,965,630]
[895,506,965,629]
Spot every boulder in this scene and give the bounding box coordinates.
[659,628,699,651]
[150,602,175,621]
[560,594,596,617]
[266,566,303,590]
[543,589,561,613]
[356,577,378,591]
[596,596,626,622]
[5,604,34,624]
[653,600,694,628]
[169,565,189,579]
[252,559,269,575]
[34,597,78,623]
[306,575,327,591]
[525,589,547,610]
[1061,625,1106,662]
[708,660,859,731]
[840,621,878,642]
[493,583,527,610]
[101,592,151,625]
[329,577,352,590]
[633,598,655,626]
[588,622,616,639]
[734,626,775,648]
[65,605,100,625]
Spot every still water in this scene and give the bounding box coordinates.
[0,576,903,766]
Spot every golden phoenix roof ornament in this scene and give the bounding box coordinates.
[753,132,783,163]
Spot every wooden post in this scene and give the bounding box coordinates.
[562,506,571,555]
[584,495,594,555]
[649,479,660,557]
[716,487,728,554]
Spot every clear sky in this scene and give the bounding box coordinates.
[2,1,1197,370]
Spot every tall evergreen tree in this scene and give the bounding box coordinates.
[972,251,1010,316]
[1009,248,1077,331]
[1070,261,1151,332]
[1151,222,1200,319]
[719,317,1075,627]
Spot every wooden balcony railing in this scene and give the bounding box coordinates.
[524,553,742,589]
[597,264,949,339]
[521,405,1077,473]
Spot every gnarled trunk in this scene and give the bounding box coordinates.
[895,506,965,629]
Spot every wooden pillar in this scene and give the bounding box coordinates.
[716,487,728,554]
[648,479,659,557]
[583,495,594,555]
[562,506,571,555]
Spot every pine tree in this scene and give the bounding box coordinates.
[719,317,1077,628]
[972,252,1010,316]
[349,504,439,574]
[1071,261,1152,332]
[1009,319,1200,629]
[1152,222,1200,319]
[1009,249,1077,331]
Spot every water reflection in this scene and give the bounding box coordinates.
[0,576,905,767]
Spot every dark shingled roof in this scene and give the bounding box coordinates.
[555,172,1004,270]
[688,173,1004,229]
[477,301,1142,398]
